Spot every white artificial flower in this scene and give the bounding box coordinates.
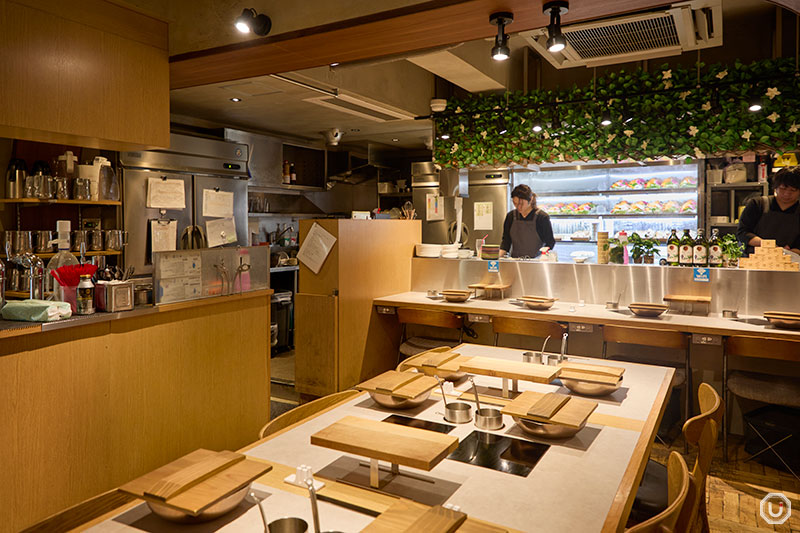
[543,131,551,139]
[493,106,500,110]
[679,91,691,100]
[716,70,728,79]
[767,112,780,123]
[688,126,699,137]
[701,101,712,111]
[450,143,459,154]
[480,130,488,139]
[607,133,617,143]
[553,139,560,147]
[591,141,599,149]
[790,123,799,133]
[663,80,673,89]
[459,124,465,132]
[584,113,592,119]
[694,147,704,159]
[641,140,648,150]
[765,87,781,99]
[741,130,752,141]
[473,114,481,119]
[662,70,672,79]
[623,130,634,137]
[558,153,566,161]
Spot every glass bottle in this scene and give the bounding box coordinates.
[667,229,680,266]
[290,163,297,183]
[282,160,291,184]
[693,228,709,267]
[679,229,694,267]
[45,223,79,299]
[708,228,723,267]
[76,274,95,315]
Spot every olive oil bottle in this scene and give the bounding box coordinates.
[667,229,680,266]
[708,228,723,267]
[679,229,694,267]
[693,228,709,267]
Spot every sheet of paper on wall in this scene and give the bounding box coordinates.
[157,252,202,279]
[202,189,234,218]
[150,220,177,254]
[146,178,186,209]
[206,217,238,248]
[297,222,337,275]
[426,193,444,221]
[474,201,493,231]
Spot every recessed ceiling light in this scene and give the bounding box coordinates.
[392,138,399,142]
[230,97,242,102]
[330,62,340,67]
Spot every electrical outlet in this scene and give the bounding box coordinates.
[569,323,594,333]
[375,305,395,315]
[468,314,491,323]
[692,334,721,345]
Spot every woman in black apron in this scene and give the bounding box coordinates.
[737,168,800,255]
[499,184,556,258]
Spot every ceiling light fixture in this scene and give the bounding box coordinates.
[543,1,569,53]
[234,8,272,36]
[330,62,340,67]
[532,122,543,132]
[748,95,762,112]
[489,12,513,61]
[600,111,612,127]
[392,138,399,142]
[440,133,451,140]
[230,97,242,102]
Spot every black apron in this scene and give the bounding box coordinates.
[752,196,800,252]
[509,208,543,258]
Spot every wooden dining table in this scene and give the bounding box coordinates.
[70,344,673,533]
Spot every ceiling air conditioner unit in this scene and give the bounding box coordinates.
[523,0,722,69]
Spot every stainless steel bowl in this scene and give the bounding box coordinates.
[512,416,585,439]
[368,388,432,409]
[560,377,623,397]
[268,517,309,533]
[147,484,250,523]
[628,305,667,317]
[444,401,473,423]
[475,407,503,430]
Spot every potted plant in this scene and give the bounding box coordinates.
[719,233,744,267]
[608,238,624,264]
[629,233,661,264]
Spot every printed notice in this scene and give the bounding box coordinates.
[150,220,177,254]
[297,222,337,275]
[157,252,201,279]
[147,178,186,209]
[206,217,238,248]
[474,202,493,231]
[426,194,444,221]
[202,189,234,218]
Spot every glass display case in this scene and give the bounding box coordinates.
[513,161,702,262]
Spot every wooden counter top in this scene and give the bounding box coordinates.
[374,292,800,342]
[0,289,273,339]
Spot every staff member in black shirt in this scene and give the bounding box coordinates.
[499,184,556,258]
[737,167,800,255]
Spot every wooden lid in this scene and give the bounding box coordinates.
[559,361,625,378]
[502,391,597,428]
[356,370,422,394]
[663,294,711,303]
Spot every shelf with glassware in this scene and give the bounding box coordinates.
[706,180,768,234]
[0,199,122,206]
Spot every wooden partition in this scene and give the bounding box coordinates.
[296,219,420,395]
[0,291,271,532]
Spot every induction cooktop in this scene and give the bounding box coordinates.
[382,414,456,434]
[447,430,550,477]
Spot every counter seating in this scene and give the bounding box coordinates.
[396,308,464,362]
[491,316,566,348]
[603,325,692,448]
[629,383,722,532]
[723,335,800,478]
[627,451,696,533]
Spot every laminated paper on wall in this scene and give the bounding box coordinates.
[426,194,444,221]
[147,178,186,209]
[297,222,336,275]
[474,202,493,231]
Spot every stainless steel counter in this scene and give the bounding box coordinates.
[410,258,799,316]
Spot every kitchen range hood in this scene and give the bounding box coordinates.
[326,144,394,185]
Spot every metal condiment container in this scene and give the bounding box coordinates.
[76,274,95,315]
[96,281,134,312]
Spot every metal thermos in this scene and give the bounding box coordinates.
[5,159,26,199]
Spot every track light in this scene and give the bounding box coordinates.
[748,95,763,112]
[489,12,513,61]
[543,1,569,53]
[234,8,272,36]
[600,111,612,127]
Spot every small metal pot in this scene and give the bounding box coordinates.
[513,416,585,439]
[605,301,619,310]
[444,402,472,423]
[72,230,89,252]
[368,388,432,410]
[12,230,34,255]
[475,407,504,430]
[35,230,55,253]
[268,517,309,533]
[134,284,153,306]
[88,229,104,251]
[722,309,738,319]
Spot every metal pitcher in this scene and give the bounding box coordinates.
[88,229,104,251]
[72,230,89,252]
[35,231,55,253]
[104,229,127,251]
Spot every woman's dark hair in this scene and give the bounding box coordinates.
[511,184,536,207]
[772,167,800,190]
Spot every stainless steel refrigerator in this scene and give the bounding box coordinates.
[120,133,250,276]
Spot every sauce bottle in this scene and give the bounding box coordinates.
[77,274,95,315]
[679,229,694,267]
[667,229,680,266]
[708,228,723,267]
[693,228,708,267]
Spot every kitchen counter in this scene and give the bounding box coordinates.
[374,291,800,342]
[0,289,272,339]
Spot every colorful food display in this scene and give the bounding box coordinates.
[610,198,695,214]
[609,176,693,190]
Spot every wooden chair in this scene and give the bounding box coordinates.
[491,316,566,347]
[259,390,361,439]
[628,383,721,532]
[722,335,800,476]
[603,325,692,447]
[627,452,696,533]
[396,308,464,362]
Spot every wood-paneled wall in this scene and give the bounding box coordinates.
[0,292,270,532]
[0,0,169,150]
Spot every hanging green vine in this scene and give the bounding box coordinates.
[432,58,800,168]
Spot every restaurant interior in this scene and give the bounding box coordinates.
[1,0,799,532]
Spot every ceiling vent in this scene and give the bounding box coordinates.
[303,94,415,122]
[523,0,722,69]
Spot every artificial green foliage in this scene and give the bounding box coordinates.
[432,58,800,168]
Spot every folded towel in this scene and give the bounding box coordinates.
[1,299,72,322]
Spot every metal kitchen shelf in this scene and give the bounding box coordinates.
[709,222,738,227]
[1,250,122,260]
[248,212,319,218]
[710,183,767,190]
[0,199,122,206]
[548,213,697,218]
[378,192,412,197]
[537,187,695,197]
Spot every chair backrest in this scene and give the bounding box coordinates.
[724,335,800,361]
[258,390,361,439]
[627,452,696,533]
[491,316,566,339]
[396,308,464,330]
[603,325,688,350]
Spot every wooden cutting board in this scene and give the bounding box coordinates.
[558,370,622,386]
[310,416,458,471]
[392,375,438,399]
[663,294,712,303]
[405,505,467,532]
[361,500,509,533]
[468,283,488,290]
[484,283,511,290]
[357,371,422,394]
[502,391,597,428]
[419,347,461,368]
[559,362,625,378]
[764,311,800,318]
[143,450,244,500]
[519,295,556,302]
[526,392,570,419]
[436,355,473,373]
[457,356,560,383]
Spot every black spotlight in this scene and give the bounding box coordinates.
[543,1,569,53]
[235,8,272,36]
[490,12,514,61]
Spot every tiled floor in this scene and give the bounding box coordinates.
[651,435,800,532]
